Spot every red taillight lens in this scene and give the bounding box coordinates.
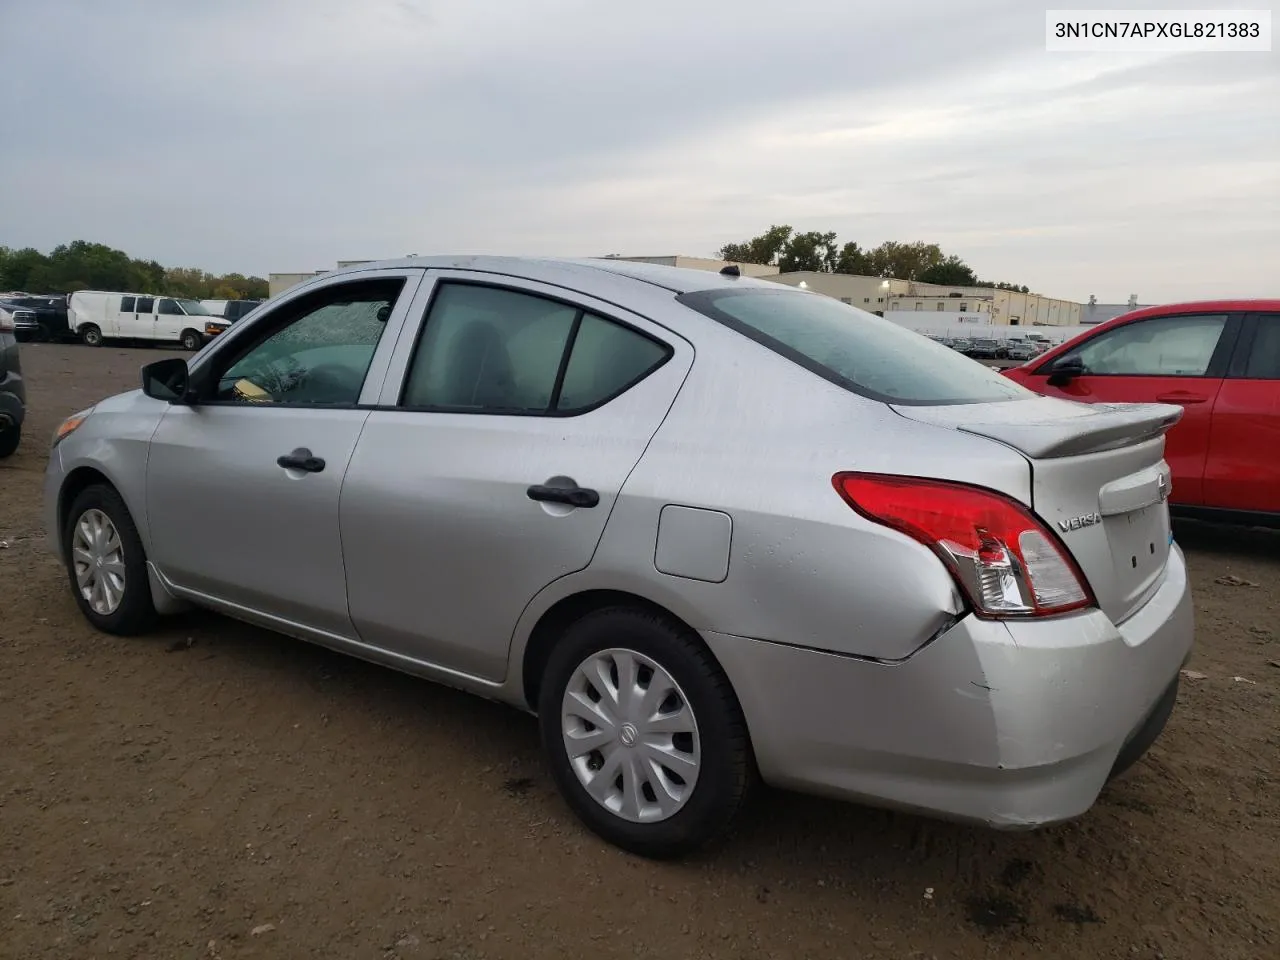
[832,472,1095,619]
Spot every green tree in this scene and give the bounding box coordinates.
[0,240,269,300]
[917,255,978,286]
[718,225,793,266]
[835,241,874,275]
[778,230,839,273]
[867,241,946,280]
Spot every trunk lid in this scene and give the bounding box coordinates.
[893,396,1181,623]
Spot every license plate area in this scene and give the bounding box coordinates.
[1103,504,1171,612]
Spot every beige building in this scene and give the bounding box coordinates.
[269,260,374,298]
[759,272,912,312]
[761,272,1080,326]
[890,289,1080,326]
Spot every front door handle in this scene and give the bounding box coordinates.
[277,448,326,473]
[1156,392,1209,404]
[527,483,599,508]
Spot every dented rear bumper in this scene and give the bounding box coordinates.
[701,545,1193,828]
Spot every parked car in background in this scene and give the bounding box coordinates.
[1005,340,1039,361]
[2,294,72,342]
[200,317,231,345]
[949,337,973,353]
[0,306,25,457]
[46,257,1193,858]
[1004,300,1280,525]
[965,338,1006,360]
[201,299,265,323]
[68,291,213,350]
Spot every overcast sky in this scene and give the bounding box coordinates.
[1,0,1276,302]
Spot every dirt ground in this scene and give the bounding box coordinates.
[1,344,1276,960]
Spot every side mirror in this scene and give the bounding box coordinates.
[1046,355,1085,387]
[141,357,195,404]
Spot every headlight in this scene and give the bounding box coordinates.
[53,407,95,447]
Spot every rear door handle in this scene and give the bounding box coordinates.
[277,448,326,473]
[1156,392,1209,404]
[527,484,599,508]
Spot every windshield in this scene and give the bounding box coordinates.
[678,287,1031,406]
[179,299,211,316]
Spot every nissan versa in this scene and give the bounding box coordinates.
[45,257,1193,858]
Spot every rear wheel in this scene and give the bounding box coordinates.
[63,484,156,635]
[180,329,202,351]
[81,324,103,347]
[538,606,753,859]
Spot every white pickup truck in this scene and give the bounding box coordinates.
[67,291,220,350]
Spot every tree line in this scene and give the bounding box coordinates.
[0,241,269,301]
[718,225,1029,292]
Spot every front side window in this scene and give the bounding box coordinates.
[178,299,210,316]
[1063,314,1228,377]
[678,287,1029,406]
[401,282,670,414]
[211,277,404,405]
[120,296,136,313]
[157,299,182,316]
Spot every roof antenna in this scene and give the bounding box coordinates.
[719,264,741,277]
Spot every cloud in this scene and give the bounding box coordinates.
[0,0,1275,301]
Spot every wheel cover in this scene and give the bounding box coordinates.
[560,647,701,824]
[72,508,126,615]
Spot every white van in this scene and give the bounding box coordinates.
[67,291,214,350]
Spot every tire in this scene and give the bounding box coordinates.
[63,484,156,635]
[0,427,18,459]
[180,329,202,351]
[81,324,103,347]
[538,606,754,859]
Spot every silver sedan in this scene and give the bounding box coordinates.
[45,257,1193,858]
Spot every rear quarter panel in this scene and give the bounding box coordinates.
[513,325,1035,665]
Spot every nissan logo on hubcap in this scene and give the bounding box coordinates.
[619,723,638,747]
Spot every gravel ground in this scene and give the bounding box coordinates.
[1,344,1277,960]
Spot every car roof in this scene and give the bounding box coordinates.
[321,256,779,296]
[1109,299,1280,323]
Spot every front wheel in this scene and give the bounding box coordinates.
[63,484,156,635]
[180,329,202,351]
[81,324,103,347]
[538,607,754,859]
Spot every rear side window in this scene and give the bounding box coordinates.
[135,296,154,314]
[401,282,671,414]
[120,296,136,312]
[557,314,669,412]
[677,287,1029,405]
[1242,316,1280,379]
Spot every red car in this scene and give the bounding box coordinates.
[1003,300,1280,525]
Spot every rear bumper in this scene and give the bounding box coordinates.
[703,545,1193,829]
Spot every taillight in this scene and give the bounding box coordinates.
[832,473,1094,619]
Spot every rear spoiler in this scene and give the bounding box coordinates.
[893,398,1184,460]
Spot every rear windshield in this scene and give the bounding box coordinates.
[677,287,1031,406]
